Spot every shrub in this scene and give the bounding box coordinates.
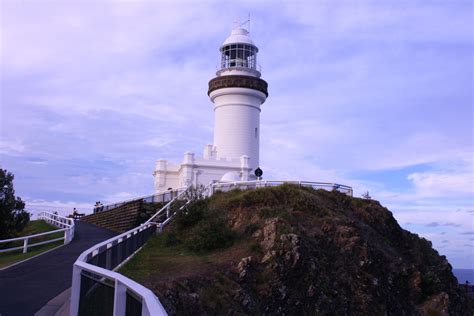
[175,199,207,230]
[185,215,235,252]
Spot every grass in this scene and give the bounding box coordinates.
[119,232,252,285]
[0,240,64,269]
[0,220,65,269]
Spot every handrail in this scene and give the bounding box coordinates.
[69,190,193,316]
[94,187,187,214]
[74,260,167,315]
[70,187,194,315]
[70,221,166,316]
[145,188,189,224]
[0,228,66,243]
[0,211,75,254]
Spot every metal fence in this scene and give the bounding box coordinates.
[210,180,353,196]
[93,188,186,214]
[0,211,75,254]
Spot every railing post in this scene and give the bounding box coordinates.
[23,238,28,254]
[69,265,82,316]
[106,244,112,269]
[113,280,127,316]
[156,223,162,234]
[64,230,69,244]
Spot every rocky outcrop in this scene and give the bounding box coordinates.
[126,185,474,315]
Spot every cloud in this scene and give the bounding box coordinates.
[1,0,472,268]
[407,161,474,197]
[25,198,91,217]
[0,140,25,156]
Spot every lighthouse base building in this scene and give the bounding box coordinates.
[153,147,253,193]
[153,27,268,193]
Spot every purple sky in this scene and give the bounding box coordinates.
[1,1,472,268]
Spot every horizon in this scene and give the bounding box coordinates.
[0,0,472,268]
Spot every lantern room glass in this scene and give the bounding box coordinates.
[220,44,258,70]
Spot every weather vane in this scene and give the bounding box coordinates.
[233,13,251,31]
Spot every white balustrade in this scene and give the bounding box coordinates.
[0,211,75,254]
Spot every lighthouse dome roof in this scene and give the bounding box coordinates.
[220,171,241,182]
[222,27,255,46]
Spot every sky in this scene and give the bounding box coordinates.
[0,0,472,268]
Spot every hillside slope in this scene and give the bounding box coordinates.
[121,184,473,315]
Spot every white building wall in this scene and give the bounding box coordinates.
[210,87,266,171]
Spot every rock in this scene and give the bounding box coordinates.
[260,218,281,251]
[418,292,450,316]
[236,256,252,280]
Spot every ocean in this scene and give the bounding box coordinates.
[453,269,474,284]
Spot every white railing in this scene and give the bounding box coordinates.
[94,187,187,214]
[145,189,190,226]
[69,222,167,316]
[210,180,353,196]
[69,189,191,316]
[0,211,75,254]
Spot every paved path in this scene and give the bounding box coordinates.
[0,221,116,316]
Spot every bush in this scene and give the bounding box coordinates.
[185,214,235,252]
[174,199,236,253]
[175,199,207,230]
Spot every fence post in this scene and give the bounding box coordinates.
[23,238,28,254]
[156,223,163,234]
[113,280,127,316]
[69,265,82,316]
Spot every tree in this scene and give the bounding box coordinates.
[0,169,30,238]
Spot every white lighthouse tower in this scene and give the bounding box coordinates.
[208,27,268,171]
[153,26,268,192]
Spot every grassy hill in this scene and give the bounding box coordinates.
[120,184,473,315]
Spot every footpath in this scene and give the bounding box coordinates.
[0,221,116,316]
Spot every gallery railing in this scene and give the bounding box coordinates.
[0,211,75,254]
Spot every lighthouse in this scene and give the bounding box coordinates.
[208,27,268,171]
[153,26,268,192]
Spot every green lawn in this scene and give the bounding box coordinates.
[0,220,65,269]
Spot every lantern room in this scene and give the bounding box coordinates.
[220,27,258,72]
